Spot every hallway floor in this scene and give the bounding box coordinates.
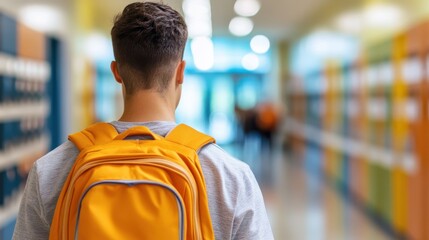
[225,138,392,240]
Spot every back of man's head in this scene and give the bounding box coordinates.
[111,2,188,95]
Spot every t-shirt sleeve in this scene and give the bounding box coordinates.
[12,163,50,240]
[231,165,274,240]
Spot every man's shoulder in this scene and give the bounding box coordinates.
[34,141,79,189]
[198,143,253,181]
[199,144,249,172]
[29,141,80,222]
[35,141,79,171]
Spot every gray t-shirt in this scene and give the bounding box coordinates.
[13,121,273,240]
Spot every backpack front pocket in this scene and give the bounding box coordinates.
[75,180,185,240]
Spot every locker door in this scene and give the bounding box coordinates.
[391,34,409,235]
[403,26,423,240]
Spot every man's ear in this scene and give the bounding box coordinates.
[110,61,123,84]
[176,60,186,85]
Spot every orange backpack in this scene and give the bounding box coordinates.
[49,123,215,240]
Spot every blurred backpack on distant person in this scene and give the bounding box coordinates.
[256,102,281,148]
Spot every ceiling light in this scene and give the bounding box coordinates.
[241,53,259,71]
[183,0,212,38]
[250,35,270,54]
[335,11,363,34]
[85,33,112,61]
[18,4,64,34]
[229,17,253,37]
[363,4,405,29]
[191,36,214,71]
[183,0,211,17]
[234,0,261,17]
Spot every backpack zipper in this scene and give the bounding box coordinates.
[74,180,185,240]
[60,157,202,240]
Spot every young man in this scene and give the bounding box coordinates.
[13,2,274,239]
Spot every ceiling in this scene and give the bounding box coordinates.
[0,0,329,41]
[2,0,428,45]
[91,0,328,40]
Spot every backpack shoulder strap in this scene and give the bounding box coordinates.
[68,122,119,151]
[166,124,215,152]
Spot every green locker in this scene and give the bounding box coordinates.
[367,40,393,224]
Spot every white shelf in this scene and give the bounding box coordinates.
[284,118,417,173]
[0,191,23,227]
[0,101,50,122]
[0,135,50,171]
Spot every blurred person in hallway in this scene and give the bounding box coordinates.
[235,101,281,150]
[255,101,281,150]
[12,2,273,240]
[234,100,282,185]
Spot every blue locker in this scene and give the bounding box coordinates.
[0,13,17,55]
[0,13,17,105]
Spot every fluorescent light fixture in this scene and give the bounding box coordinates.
[250,35,270,54]
[335,11,363,34]
[363,4,405,29]
[183,0,212,38]
[335,4,405,34]
[187,21,212,38]
[85,33,112,61]
[18,4,64,33]
[183,0,211,17]
[183,0,214,70]
[229,17,253,37]
[241,53,259,71]
[191,36,214,71]
[234,0,261,17]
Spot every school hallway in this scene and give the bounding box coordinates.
[2,0,429,239]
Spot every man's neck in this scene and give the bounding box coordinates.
[118,90,176,122]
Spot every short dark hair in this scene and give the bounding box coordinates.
[111,2,188,94]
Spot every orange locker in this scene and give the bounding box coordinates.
[405,24,424,240]
[17,23,46,60]
[418,21,429,240]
